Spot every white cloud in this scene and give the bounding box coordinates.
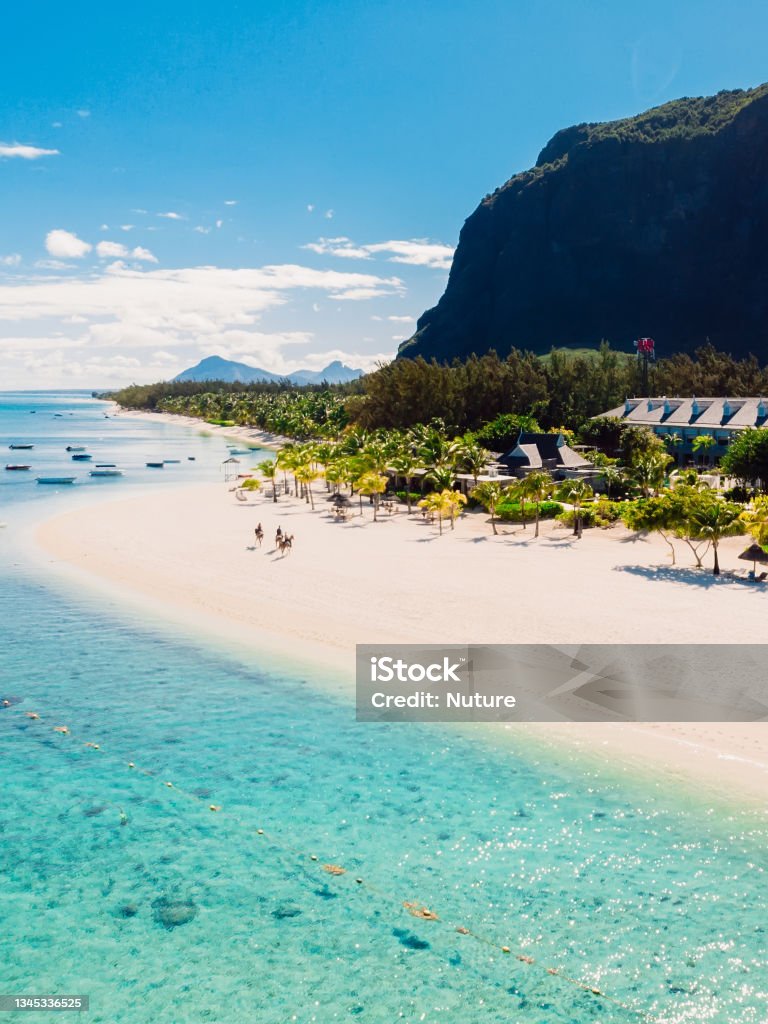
[387,314,415,322]
[51,122,63,129]
[303,237,372,260]
[324,209,334,219]
[304,236,454,270]
[0,262,403,386]
[366,239,455,269]
[131,246,157,263]
[45,229,92,259]
[0,142,59,160]
[194,226,210,234]
[306,204,315,213]
[215,219,223,229]
[96,240,128,258]
[120,224,134,232]
[76,109,91,118]
[224,199,238,206]
[157,211,184,220]
[34,259,74,270]
[0,254,21,267]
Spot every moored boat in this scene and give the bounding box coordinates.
[66,445,86,452]
[146,462,164,468]
[37,477,76,485]
[163,459,181,464]
[90,469,123,477]
[95,463,116,468]
[71,453,93,461]
[9,444,34,450]
[5,464,31,471]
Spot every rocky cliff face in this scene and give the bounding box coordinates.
[400,85,768,362]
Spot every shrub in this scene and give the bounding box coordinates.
[557,498,621,530]
[395,490,422,504]
[498,500,563,522]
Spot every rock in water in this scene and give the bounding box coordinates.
[152,896,198,929]
[401,84,768,361]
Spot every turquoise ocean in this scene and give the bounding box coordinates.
[0,392,766,1024]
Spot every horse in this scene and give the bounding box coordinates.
[277,533,294,557]
[254,524,264,547]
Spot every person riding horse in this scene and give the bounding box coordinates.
[254,523,264,546]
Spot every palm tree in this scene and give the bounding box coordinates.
[518,470,553,537]
[418,491,447,535]
[295,464,321,508]
[424,463,455,492]
[457,441,491,488]
[471,480,505,535]
[390,451,422,513]
[687,496,745,575]
[442,488,467,530]
[742,494,768,547]
[632,451,672,497]
[355,471,388,521]
[259,459,279,501]
[692,434,716,465]
[555,479,594,539]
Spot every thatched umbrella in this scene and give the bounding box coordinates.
[331,493,351,507]
[738,542,768,575]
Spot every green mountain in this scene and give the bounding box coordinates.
[400,84,768,363]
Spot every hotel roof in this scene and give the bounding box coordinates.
[601,397,768,430]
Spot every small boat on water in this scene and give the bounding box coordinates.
[5,464,31,471]
[66,445,86,452]
[37,477,76,485]
[95,463,116,468]
[146,462,164,468]
[9,444,33,450]
[187,456,196,461]
[228,449,251,455]
[90,469,123,478]
[71,453,92,461]
[163,459,181,464]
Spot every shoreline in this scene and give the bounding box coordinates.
[32,478,768,811]
[114,406,289,452]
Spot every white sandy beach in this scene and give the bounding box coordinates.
[33,474,768,808]
[115,407,288,451]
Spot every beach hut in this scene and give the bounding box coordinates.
[738,542,768,579]
[222,456,240,482]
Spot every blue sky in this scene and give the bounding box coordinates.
[0,0,765,386]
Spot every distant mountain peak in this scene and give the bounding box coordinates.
[173,355,363,385]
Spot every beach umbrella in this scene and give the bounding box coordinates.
[738,542,768,574]
[331,493,351,506]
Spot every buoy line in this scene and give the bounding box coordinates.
[2,700,666,1022]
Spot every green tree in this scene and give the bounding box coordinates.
[259,459,279,502]
[518,471,554,537]
[721,429,768,491]
[686,496,745,575]
[555,479,594,539]
[355,471,388,521]
[470,480,506,535]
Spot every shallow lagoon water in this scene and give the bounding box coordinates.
[1,394,766,1024]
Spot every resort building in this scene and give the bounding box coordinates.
[496,432,595,479]
[600,396,768,465]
